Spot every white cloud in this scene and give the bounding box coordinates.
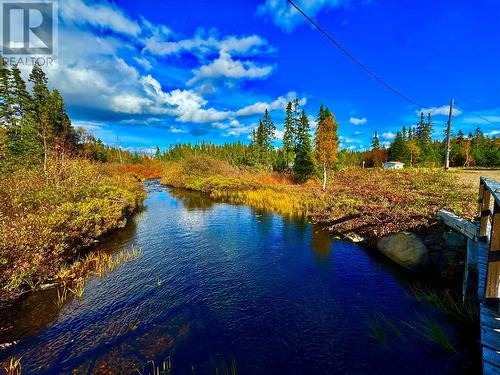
[339,136,355,143]
[353,131,362,135]
[349,117,367,125]
[418,105,462,117]
[485,130,500,137]
[60,0,141,36]
[144,31,269,57]
[381,141,391,148]
[236,92,306,117]
[257,0,348,32]
[134,57,153,71]
[462,115,500,124]
[381,131,396,140]
[188,51,273,84]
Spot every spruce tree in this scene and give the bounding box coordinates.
[371,131,380,150]
[283,101,296,167]
[294,109,316,182]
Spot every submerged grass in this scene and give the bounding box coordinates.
[405,314,456,353]
[409,283,479,324]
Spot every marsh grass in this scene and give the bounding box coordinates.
[366,313,388,344]
[3,356,22,375]
[405,314,456,353]
[409,283,479,324]
[56,287,68,308]
[53,246,141,307]
[0,159,146,303]
[136,358,171,375]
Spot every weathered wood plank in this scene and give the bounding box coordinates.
[481,327,500,352]
[483,346,500,368]
[486,202,500,299]
[483,177,500,208]
[484,359,500,375]
[438,210,478,241]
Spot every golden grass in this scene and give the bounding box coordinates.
[3,356,22,375]
[160,157,479,240]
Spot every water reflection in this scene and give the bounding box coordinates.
[311,225,334,259]
[169,188,215,211]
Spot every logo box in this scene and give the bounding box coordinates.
[0,0,58,59]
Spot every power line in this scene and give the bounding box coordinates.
[288,0,498,127]
[454,104,498,125]
[287,0,428,108]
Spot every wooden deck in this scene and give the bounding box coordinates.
[438,176,500,375]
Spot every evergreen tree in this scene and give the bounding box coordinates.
[294,109,316,182]
[314,106,339,189]
[29,63,51,170]
[371,131,380,150]
[0,66,14,126]
[282,101,296,167]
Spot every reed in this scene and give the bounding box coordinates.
[56,287,68,308]
[405,314,456,353]
[3,356,21,375]
[366,312,388,344]
[409,283,479,324]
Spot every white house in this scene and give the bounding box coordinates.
[383,161,405,170]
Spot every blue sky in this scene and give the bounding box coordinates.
[41,0,500,151]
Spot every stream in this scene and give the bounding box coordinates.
[0,180,478,374]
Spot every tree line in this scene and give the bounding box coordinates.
[368,112,499,167]
[0,63,140,169]
[156,99,340,188]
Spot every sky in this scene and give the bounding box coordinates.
[34,0,500,151]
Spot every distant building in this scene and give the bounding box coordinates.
[383,161,405,170]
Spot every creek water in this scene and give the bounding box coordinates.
[0,180,478,374]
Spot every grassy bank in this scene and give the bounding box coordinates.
[0,160,146,303]
[161,156,478,241]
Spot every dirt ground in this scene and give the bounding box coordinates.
[451,168,500,192]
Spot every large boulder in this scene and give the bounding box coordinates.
[377,232,428,270]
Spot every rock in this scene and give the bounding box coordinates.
[377,232,429,270]
[423,232,441,246]
[344,232,364,243]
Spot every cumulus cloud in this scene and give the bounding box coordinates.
[257,0,348,32]
[349,117,367,125]
[236,92,306,117]
[418,105,462,117]
[188,51,273,84]
[381,131,396,140]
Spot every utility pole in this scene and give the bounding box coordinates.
[444,98,454,170]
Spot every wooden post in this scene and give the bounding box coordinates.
[480,182,491,240]
[444,98,454,170]
[485,200,500,300]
